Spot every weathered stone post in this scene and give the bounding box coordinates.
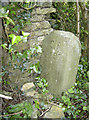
[40,30,81,97]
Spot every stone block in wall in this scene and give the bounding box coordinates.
[27,28,53,46]
[33,28,53,36]
[27,27,53,47]
[37,36,45,43]
[30,15,45,22]
[28,36,45,47]
[8,67,34,89]
[33,21,51,29]
[24,21,51,32]
[37,2,52,8]
[40,30,81,97]
[37,21,51,29]
[43,105,65,118]
[32,7,56,15]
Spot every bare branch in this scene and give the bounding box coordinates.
[0,111,22,117]
[0,94,13,100]
[39,106,51,117]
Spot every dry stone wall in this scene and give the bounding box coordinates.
[23,3,56,48]
[6,3,56,89]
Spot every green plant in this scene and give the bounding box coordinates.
[1,3,48,118]
[1,31,30,53]
[35,77,48,94]
[6,101,33,118]
[34,100,40,109]
[57,56,89,119]
[0,5,15,25]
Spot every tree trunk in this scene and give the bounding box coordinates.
[79,3,88,57]
[84,8,88,56]
[87,10,89,61]
[76,0,80,40]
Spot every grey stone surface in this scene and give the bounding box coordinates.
[31,104,38,118]
[43,105,65,118]
[32,7,56,15]
[40,30,81,97]
[21,82,35,92]
[36,2,52,8]
[23,4,56,48]
[33,28,53,36]
[8,68,33,89]
[24,21,51,32]
[28,36,45,47]
[30,15,45,22]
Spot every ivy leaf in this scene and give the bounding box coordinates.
[6,19,10,25]
[42,88,48,94]
[1,43,7,49]
[11,35,16,45]
[9,34,16,45]
[22,31,30,37]
[16,36,21,42]
[9,34,21,45]
[83,106,87,111]
[30,64,39,73]
[68,87,74,93]
[11,11,16,15]
[23,102,33,117]
[0,7,7,17]
[36,46,42,53]
[37,82,43,88]
[8,102,24,113]
[41,78,46,83]
[35,100,39,109]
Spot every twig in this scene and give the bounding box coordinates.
[39,106,51,117]
[0,111,22,117]
[2,19,10,43]
[31,97,61,108]
[47,101,61,107]
[0,94,13,100]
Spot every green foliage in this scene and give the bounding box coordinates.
[1,3,31,34]
[0,71,7,83]
[51,3,89,118]
[1,31,30,54]
[35,77,48,94]
[22,31,30,37]
[51,2,77,34]
[9,34,21,46]
[1,2,47,119]
[34,100,40,109]
[7,101,33,118]
[0,6,15,25]
[2,2,89,119]
[30,61,41,74]
[1,43,8,49]
[57,57,89,119]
